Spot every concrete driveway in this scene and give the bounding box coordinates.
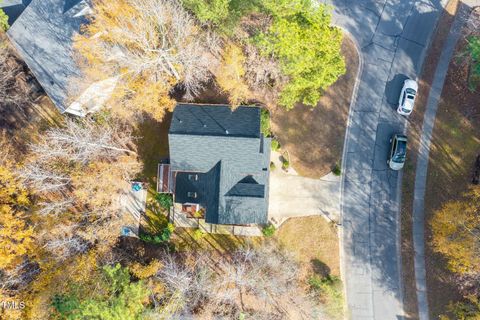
[268,170,340,224]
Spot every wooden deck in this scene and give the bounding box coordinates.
[157,163,173,193]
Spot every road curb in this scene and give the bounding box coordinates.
[338,27,364,320]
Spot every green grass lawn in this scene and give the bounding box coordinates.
[276,216,343,319]
[276,216,340,278]
[134,112,172,235]
[134,112,172,186]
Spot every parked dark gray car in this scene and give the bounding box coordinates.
[387,134,407,170]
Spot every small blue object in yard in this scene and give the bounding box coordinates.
[121,226,136,237]
[132,182,142,192]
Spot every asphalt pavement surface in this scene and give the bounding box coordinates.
[319,0,449,319]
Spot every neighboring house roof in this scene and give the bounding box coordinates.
[6,0,90,113]
[169,104,271,225]
[0,0,30,25]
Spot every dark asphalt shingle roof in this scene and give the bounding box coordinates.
[0,0,30,25]
[170,104,261,138]
[6,0,89,112]
[169,104,270,225]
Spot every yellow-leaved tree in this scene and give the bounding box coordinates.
[215,43,250,108]
[431,185,480,274]
[0,166,34,270]
[73,0,219,120]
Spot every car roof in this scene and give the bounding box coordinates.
[404,79,418,90]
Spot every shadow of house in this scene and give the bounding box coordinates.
[167,104,271,226]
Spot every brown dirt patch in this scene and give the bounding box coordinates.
[270,36,359,178]
[276,216,339,281]
[401,2,480,318]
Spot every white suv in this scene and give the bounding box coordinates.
[397,79,418,116]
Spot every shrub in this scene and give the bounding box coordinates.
[130,259,163,279]
[281,159,289,170]
[260,108,272,137]
[444,295,480,320]
[192,228,206,240]
[332,163,341,176]
[271,138,280,151]
[308,274,343,319]
[0,9,8,32]
[155,193,173,210]
[466,35,480,91]
[262,224,276,237]
[140,223,175,244]
[270,161,276,171]
[193,210,204,218]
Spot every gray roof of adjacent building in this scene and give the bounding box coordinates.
[169,104,271,225]
[6,0,90,113]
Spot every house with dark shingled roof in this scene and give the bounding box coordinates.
[160,104,271,226]
[6,0,118,116]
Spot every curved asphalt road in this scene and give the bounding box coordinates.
[319,0,448,319]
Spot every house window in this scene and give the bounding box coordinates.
[187,191,197,198]
[188,174,198,181]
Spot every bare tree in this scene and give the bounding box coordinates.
[18,163,71,193]
[244,44,284,88]
[74,0,221,119]
[154,253,217,316]
[37,198,75,216]
[464,7,480,37]
[150,244,305,318]
[30,119,136,165]
[43,234,89,261]
[0,260,40,294]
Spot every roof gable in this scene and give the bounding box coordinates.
[169,104,271,225]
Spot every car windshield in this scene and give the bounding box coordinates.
[392,140,407,163]
[406,88,416,95]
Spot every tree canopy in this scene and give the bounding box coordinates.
[74,0,219,120]
[52,264,149,320]
[75,0,345,117]
[0,9,8,32]
[431,186,480,274]
[466,36,480,90]
[184,0,345,109]
[254,2,345,108]
[0,166,34,270]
